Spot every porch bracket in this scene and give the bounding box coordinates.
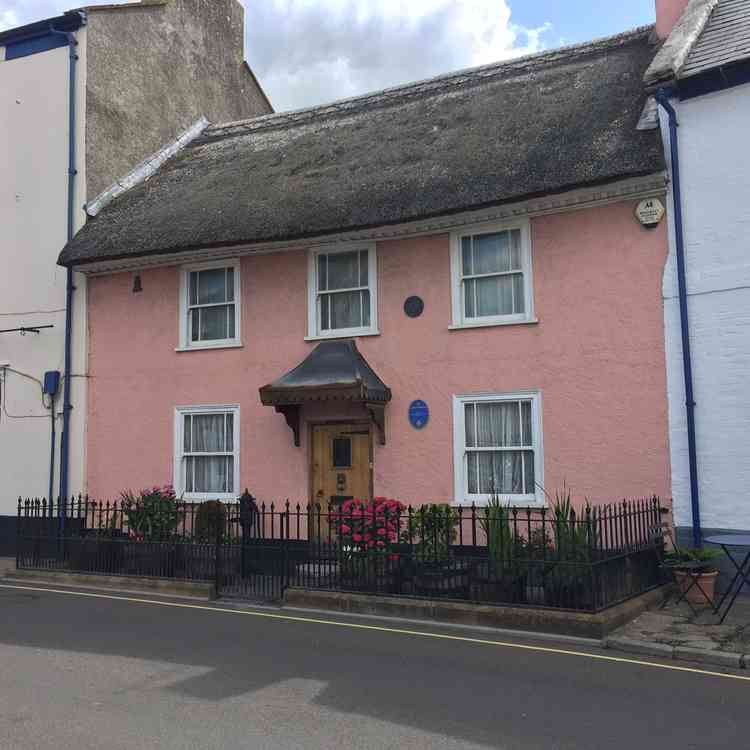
[275,405,301,447]
[366,402,386,446]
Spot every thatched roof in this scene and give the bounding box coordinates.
[60,26,664,267]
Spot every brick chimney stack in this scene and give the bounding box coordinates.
[655,0,690,39]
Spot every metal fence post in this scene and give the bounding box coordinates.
[214,519,222,597]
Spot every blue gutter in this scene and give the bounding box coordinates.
[655,88,702,549]
[49,16,83,509]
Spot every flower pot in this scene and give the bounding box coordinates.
[472,561,526,604]
[674,569,718,606]
[412,560,471,598]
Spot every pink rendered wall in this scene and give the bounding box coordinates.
[655,0,689,39]
[86,200,670,507]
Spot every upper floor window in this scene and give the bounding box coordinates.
[453,391,543,506]
[307,244,378,339]
[450,220,534,328]
[179,260,241,350]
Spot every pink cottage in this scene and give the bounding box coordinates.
[60,28,671,512]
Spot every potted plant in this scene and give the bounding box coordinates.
[473,495,525,603]
[334,498,405,593]
[119,485,181,576]
[409,504,470,597]
[522,526,554,604]
[544,490,594,609]
[665,547,722,605]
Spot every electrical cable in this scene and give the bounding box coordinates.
[0,368,53,421]
[0,309,65,317]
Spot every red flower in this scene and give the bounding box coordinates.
[377,528,386,537]
[339,524,352,535]
[376,541,385,548]
[352,534,362,543]
[388,554,400,562]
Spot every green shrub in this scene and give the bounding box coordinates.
[409,504,459,562]
[120,485,179,542]
[194,500,227,543]
[480,494,515,574]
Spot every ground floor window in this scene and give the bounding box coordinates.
[452,391,543,506]
[173,405,240,499]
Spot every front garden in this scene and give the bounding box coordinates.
[16,487,664,611]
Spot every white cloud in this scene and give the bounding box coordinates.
[0,0,552,111]
[247,0,553,110]
[0,9,19,31]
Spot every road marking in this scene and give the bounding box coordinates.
[1,582,748,683]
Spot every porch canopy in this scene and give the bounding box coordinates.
[259,340,392,447]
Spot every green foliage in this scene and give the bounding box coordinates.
[549,486,591,562]
[409,504,459,562]
[120,485,179,542]
[665,546,721,569]
[194,500,227,543]
[480,494,515,574]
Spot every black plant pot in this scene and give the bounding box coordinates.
[472,561,526,604]
[412,559,472,598]
[544,578,592,610]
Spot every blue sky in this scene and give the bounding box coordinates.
[1,1,657,111]
[510,1,655,47]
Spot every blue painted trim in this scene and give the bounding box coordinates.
[5,33,68,60]
[656,89,702,549]
[678,60,750,101]
[0,12,83,46]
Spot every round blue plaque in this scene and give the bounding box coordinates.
[409,400,429,429]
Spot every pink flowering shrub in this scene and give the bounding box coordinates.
[120,485,179,542]
[334,498,406,564]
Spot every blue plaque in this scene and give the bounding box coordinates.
[409,400,429,429]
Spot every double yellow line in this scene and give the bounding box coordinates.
[1,583,748,683]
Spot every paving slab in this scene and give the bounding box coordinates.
[606,597,750,668]
[672,646,743,670]
[604,636,674,659]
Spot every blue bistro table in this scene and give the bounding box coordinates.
[705,535,750,624]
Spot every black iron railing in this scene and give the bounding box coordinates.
[17,495,663,612]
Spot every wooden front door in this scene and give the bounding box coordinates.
[311,423,372,509]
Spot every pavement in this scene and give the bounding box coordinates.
[606,597,750,669]
[0,582,748,750]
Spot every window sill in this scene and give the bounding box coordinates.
[175,342,244,353]
[449,318,539,331]
[181,493,239,501]
[452,500,547,509]
[304,329,380,342]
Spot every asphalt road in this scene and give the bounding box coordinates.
[0,584,747,750]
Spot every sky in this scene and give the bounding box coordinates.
[0,1,656,111]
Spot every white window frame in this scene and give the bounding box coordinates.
[178,259,242,351]
[173,404,240,501]
[449,219,536,329]
[306,243,379,340]
[452,391,544,507]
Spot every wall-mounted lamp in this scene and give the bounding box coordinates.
[133,274,143,293]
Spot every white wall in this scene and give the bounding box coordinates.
[662,83,750,532]
[0,31,88,515]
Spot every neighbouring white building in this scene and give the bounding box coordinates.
[646,0,750,545]
[0,0,271,553]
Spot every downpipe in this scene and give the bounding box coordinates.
[49,19,81,523]
[656,89,702,548]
